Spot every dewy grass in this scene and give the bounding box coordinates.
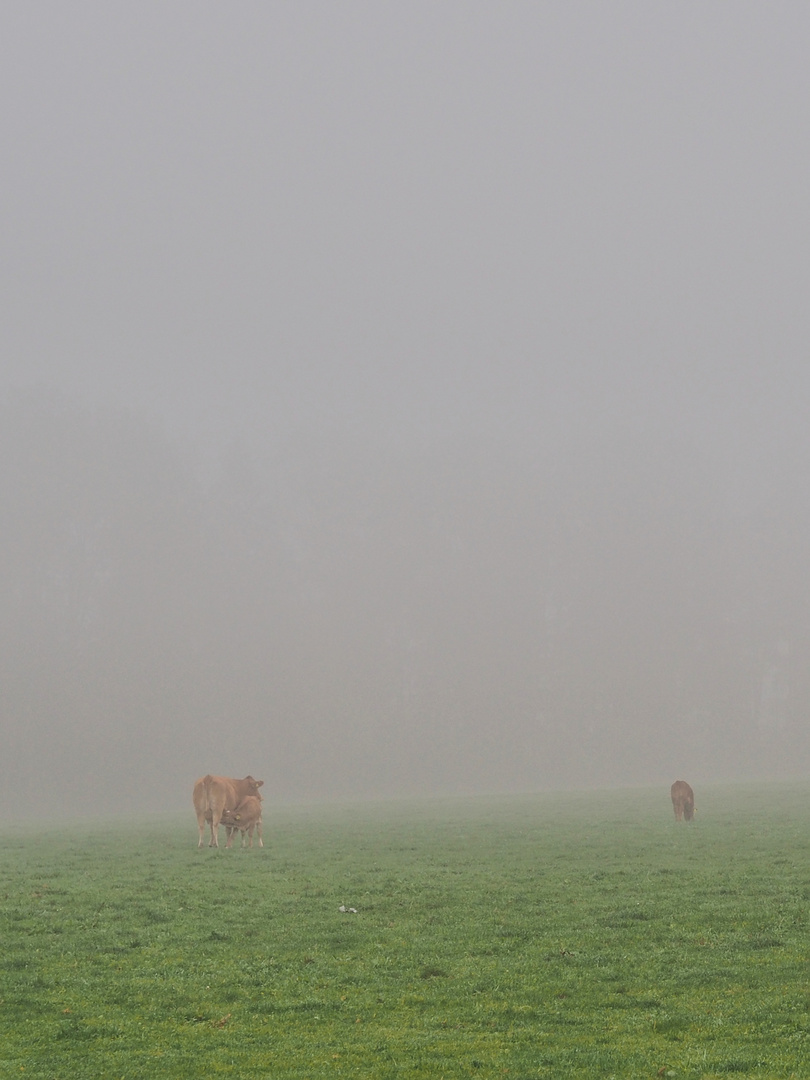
[2,784,810,1078]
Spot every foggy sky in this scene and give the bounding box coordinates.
[2,3,810,817]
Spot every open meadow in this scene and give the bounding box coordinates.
[2,783,810,1079]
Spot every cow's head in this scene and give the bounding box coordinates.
[244,776,264,795]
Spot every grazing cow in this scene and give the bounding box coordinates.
[220,795,263,849]
[671,779,695,822]
[193,774,264,848]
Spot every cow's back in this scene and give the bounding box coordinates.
[194,774,262,814]
[193,774,236,817]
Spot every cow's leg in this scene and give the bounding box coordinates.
[210,812,221,847]
[257,822,263,848]
[197,815,207,848]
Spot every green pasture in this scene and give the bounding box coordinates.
[2,783,810,1079]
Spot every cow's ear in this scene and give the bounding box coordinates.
[256,780,265,788]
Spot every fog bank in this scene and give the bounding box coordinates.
[2,4,810,815]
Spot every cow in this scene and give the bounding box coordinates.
[193,774,264,848]
[220,795,263,849]
[671,779,695,822]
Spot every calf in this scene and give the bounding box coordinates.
[220,795,263,849]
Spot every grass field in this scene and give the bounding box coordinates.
[2,783,810,1079]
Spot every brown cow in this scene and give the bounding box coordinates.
[193,774,264,848]
[671,779,695,822]
[221,795,263,849]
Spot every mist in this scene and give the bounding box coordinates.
[2,3,809,817]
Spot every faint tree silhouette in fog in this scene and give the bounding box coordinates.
[3,391,810,814]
